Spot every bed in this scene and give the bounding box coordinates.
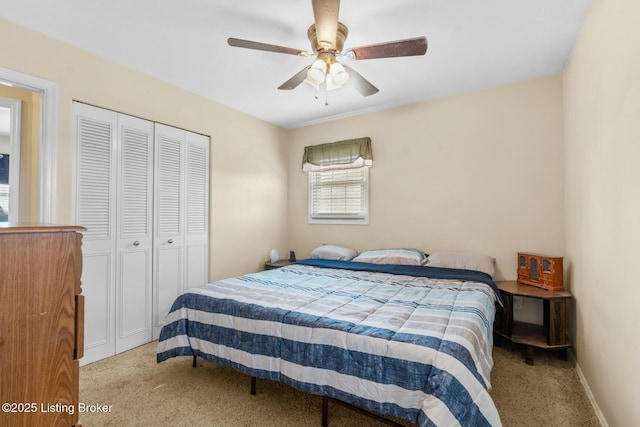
[157,256,503,426]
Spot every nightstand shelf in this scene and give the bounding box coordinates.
[494,280,572,365]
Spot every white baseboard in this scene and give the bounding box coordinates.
[570,350,609,427]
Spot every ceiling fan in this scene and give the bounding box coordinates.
[227,0,428,98]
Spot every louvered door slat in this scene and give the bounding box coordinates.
[187,143,207,234]
[121,126,152,237]
[77,116,114,238]
[157,136,182,235]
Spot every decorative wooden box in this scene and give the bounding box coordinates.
[517,252,564,291]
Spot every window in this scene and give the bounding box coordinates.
[308,167,369,224]
[303,137,372,225]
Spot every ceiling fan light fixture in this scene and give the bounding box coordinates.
[308,59,327,83]
[329,62,349,86]
[228,1,428,100]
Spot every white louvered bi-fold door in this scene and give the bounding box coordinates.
[75,104,210,354]
[75,103,155,364]
[115,114,154,353]
[153,124,209,339]
[74,103,118,365]
[185,132,209,290]
[153,124,185,339]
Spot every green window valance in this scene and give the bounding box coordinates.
[302,137,373,172]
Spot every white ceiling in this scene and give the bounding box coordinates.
[0,0,592,129]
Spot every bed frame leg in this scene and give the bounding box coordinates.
[250,376,256,396]
[192,355,197,367]
[321,396,328,427]
[325,396,406,427]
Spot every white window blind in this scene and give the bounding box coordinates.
[308,167,368,224]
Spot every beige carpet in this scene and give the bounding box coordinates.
[79,342,600,427]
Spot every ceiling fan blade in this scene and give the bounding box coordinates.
[345,36,428,60]
[278,66,312,90]
[312,0,340,49]
[343,65,379,97]
[228,38,310,56]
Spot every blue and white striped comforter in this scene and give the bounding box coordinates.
[157,260,502,426]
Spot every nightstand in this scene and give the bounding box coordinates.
[264,259,294,270]
[494,280,572,365]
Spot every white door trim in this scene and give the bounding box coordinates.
[0,66,59,223]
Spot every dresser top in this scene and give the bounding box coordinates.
[0,223,86,234]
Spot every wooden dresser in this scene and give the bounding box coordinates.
[0,224,85,427]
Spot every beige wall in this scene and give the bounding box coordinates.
[287,74,565,281]
[563,0,640,425]
[0,18,289,279]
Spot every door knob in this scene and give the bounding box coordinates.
[133,241,140,246]
[168,239,174,244]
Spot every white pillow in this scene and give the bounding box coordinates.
[352,248,426,266]
[426,252,496,277]
[310,245,358,261]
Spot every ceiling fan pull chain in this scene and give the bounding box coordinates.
[325,87,329,106]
